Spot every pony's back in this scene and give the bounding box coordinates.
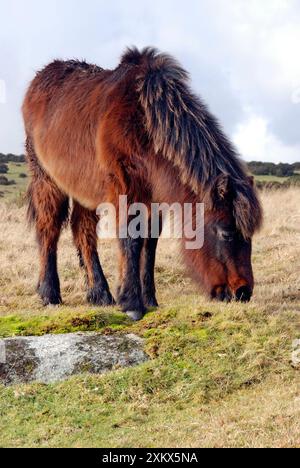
[22,58,146,208]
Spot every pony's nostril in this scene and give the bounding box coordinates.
[235,286,252,303]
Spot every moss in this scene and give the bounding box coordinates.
[0,310,130,338]
[1,340,39,386]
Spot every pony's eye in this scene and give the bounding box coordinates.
[218,230,235,242]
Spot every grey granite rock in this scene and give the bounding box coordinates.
[0,332,148,385]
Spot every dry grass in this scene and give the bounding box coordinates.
[0,188,299,448]
[142,375,300,448]
[0,188,299,316]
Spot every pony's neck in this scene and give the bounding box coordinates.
[148,157,200,206]
[148,157,208,272]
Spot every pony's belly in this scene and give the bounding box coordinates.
[34,139,106,210]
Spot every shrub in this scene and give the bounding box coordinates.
[0,176,16,186]
[248,161,298,177]
[292,162,300,172]
[274,163,294,177]
[0,163,8,174]
[0,154,26,163]
[19,173,27,178]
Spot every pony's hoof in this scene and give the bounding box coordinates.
[87,288,115,306]
[125,310,145,321]
[42,295,62,306]
[117,289,146,317]
[144,296,159,308]
[38,283,62,306]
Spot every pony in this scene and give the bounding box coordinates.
[22,47,263,321]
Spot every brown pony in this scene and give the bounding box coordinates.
[22,47,263,321]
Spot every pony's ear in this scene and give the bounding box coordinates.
[211,174,231,206]
[248,175,255,187]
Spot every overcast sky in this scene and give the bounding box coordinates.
[0,0,300,163]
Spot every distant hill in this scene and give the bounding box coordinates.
[0,153,26,163]
[248,161,300,177]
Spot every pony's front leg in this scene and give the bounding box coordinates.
[142,216,162,308]
[142,236,159,308]
[117,236,146,321]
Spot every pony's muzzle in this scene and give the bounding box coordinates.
[211,286,233,303]
[211,284,253,303]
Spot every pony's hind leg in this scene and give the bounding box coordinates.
[26,139,68,306]
[71,201,115,306]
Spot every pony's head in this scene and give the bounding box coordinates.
[184,174,262,302]
[125,47,264,302]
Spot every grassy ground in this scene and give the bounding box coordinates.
[255,175,290,183]
[0,162,28,202]
[0,185,299,448]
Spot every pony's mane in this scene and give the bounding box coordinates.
[121,47,263,239]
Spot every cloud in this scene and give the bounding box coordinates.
[0,0,299,162]
[234,112,300,163]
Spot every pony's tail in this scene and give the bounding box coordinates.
[25,137,38,226]
[24,137,70,229]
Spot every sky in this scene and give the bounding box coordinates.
[0,0,300,163]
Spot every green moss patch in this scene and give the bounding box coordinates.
[0,310,130,338]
